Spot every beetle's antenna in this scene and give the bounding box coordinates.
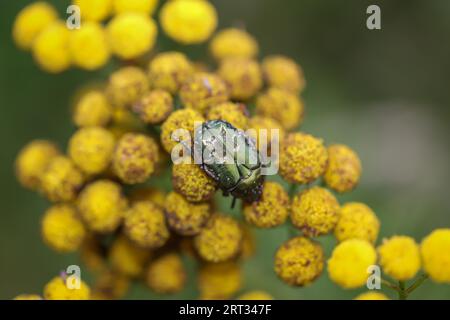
[231,197,237,209]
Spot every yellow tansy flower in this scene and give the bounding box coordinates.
[218,57,263,101]
[210,28,259,61]
[44,275,90,300]
[68,126,115,175]
[124,201,170,249]
[279,132,328,184]
[41,156,84,202]
[13,1,58,50]
[77,180,127,233]
[354,292,389,300]
[32,22,71,73]
[146,253,186,294]
[180,72,229,115]
[378,235,421,281]
[72,89,112,127]
[421,229,450,283]
[328,239,377,289]
[68,22,111,70]
[148,51,194,94]
[172,164,217,202]
[109,235,151,278]
[262,55,305,94]
[160,0,217,44]
[291,186,340,237]
[164,191,211,236]
[41,204,86,253]
[112,133,159,184]
[15,140,60,191]
[335,202,380,244]
[198,262,241,300]
[73,0,112,22]
[324,144,362,193]
[243,181,290,228]
[107,13,157,60]
[274,236,324,286]
[256,88,304,131]
[194,213,242,262]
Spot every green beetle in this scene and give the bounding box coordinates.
[193,120,264,205]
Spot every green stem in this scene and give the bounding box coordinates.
[285,220,299,239]
[382,274,429,300]
[320,179,327,188]
[289,183,298,198]
[228,196,242,220]
[289,225,298,238]
[406,274,429,295]
[398,281,408,300]
[381,278,399,292]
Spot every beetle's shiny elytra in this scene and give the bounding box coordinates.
[194,120,264,203]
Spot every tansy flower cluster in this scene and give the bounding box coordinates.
[13,0,216,73]
[13,0,450,301]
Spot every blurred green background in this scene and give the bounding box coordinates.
[1,0,450,299]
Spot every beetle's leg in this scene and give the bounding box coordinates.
[231,197,237,209]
